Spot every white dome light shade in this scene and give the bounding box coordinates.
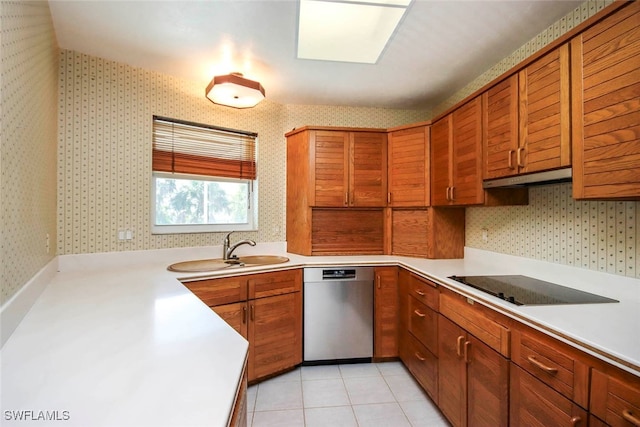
[205,73,265,109]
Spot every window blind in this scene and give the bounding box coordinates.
[152,116,257,180]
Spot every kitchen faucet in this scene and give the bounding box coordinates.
[222,231,256,260]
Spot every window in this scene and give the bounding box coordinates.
[151,116,257,234]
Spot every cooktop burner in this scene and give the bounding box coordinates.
[448,275,618,306]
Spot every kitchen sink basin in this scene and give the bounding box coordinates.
[167,255,289,273]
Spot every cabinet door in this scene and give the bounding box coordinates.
[374,266,398,358]
[182,276,247,306]
[438,315,467,427]
[351,132,387,207]
[405,331,438,402]
[388,126,430,206]
[519,43,571,174]
[248,292,302,382]
[451,97,484,206]
[571,1,640,200]
[591,368,640,427]
[408,296,438,354]
[510,364,587,427]
[431,115,453,206]
[483,75,519,179]
[211,302,248,338]
[467,335,509,427]
[311,130,350,207]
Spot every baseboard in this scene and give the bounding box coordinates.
[0,257,58,348]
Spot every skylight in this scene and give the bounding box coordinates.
[297,0,412,64]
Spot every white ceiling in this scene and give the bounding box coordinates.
[48,0,582,110]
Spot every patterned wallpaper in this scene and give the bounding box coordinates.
[57,50,427,255]
[467,184,640,278]
[1,2,59,305]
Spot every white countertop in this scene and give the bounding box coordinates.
[1,244,639,426]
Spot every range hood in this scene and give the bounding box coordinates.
[483,168,572,188]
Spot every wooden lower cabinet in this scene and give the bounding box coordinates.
[403,331,438,402]
[590,366,640,427]
[228,365,248,427]
[374,266,399,358]
[510,364,587,427]
[438,314,509,427]
[248,291,302,381]
[183,269,303,383]
[211,302,248,338]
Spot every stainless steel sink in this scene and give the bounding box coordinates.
[167,255,289,273]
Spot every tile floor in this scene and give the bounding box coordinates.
[247,361,450,427]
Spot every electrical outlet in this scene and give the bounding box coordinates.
[46,233,50,254]
[481,228,489,242]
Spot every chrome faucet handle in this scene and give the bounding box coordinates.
[223,231,234,245]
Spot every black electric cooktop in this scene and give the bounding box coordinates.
[448,275,619,306]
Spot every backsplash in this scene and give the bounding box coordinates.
[56,50,427,256]
[1,1,59,305]
[466,184,640,279]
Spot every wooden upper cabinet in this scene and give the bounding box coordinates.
[483,44,571,180]
[387,124,430,207]
[519,43,571,174]
[310,129,387,207]
[311,130,350,207]
[483,74,520,180]
[571,0,640,200]
[432,97,484,207]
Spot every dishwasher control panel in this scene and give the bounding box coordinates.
[322,269,356,280]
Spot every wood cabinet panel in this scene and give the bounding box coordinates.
[439,291,511,357]
[572,0,640,200]
[404,331,438,402]
[591,367,640,427]
[519,43,571,174]
[350,132,388,207]
[409,296,438,354]
[248,291,302,381]
[438,315,467,427]
[374,266,398,358]
[451,97,484,206]
[311,209,384,255]
[510,364,587,427]
[512,327,589,408]
[467,335,509,427]
[248,269,302,300]
[431,115,453,206]
[311,130,350,207]
[211,302,248,338]
[483,74,519,179]
[183,276,247,307]
[387,125,430,207]
[409,274,439,311]
[390,207,465,259]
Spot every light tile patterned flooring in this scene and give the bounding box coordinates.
[247,362,450,427]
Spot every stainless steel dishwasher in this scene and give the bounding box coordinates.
[303,266,374,364]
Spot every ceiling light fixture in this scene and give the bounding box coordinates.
[205,72,265,109]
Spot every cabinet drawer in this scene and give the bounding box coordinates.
[403,332,438,402]
[248,269,302,299]
[510,364,587,427]
[511,328,589,407]
[591,368,640,427]
[409,274,439,311]
[408,296,438,354]
[183,276,247,306]
[439,292,510,357]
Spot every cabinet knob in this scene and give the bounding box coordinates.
[569,416,582,426]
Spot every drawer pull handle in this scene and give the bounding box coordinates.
[623,410,640,426]
[242,306,247,324]
[508,149,515,169]
[527,356,558,374]
[517,147,525,168]
[415,289,425,296]
[414,352,426,362]
[456,336,465,357]
[413,309,426,318]
[464,341,470,364]
[250,304,255,321]
[570,416,582,426]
